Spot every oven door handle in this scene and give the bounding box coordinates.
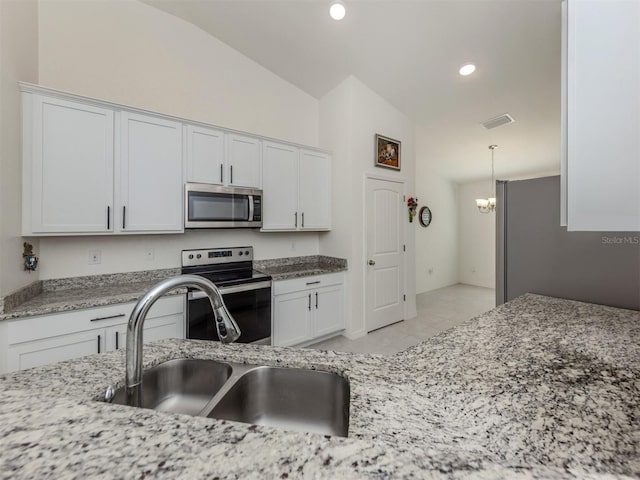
[187,281,272,300]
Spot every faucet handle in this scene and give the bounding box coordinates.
[104,385,115,403]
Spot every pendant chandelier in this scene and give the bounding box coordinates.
[476,144,497,213]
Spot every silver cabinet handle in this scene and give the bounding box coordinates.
[308,293,311,311]
[315,292,318,309]
[122,206,126,229]
[97,335,101,354]
[295,212,298,228]
[115,331,120,350]
[302,212,305,228]
[230,165,233,184]
[305,280,320,286]
[368,260,376,266]
[107,206,111,230]
[90,313,126,322]
[220,164,223,183]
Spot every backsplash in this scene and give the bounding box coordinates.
[37,230,322,280]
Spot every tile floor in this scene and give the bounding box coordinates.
[307,283,495,356]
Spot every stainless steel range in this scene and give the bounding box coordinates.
[182,247,271,344]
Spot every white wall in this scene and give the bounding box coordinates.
[414,125,459,294]
[38,0,318,146]
[414,168,459,293]
[38,231,319,279]
[35,0,322,279]
[0,0,39,296]
[319,76,417,337]
[457,180,496,288]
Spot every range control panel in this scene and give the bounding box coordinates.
[182,246,253,267]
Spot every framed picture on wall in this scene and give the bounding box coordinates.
[375,134,401,171]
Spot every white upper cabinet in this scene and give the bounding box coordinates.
[262,141,299,230]
[186,125,225,185]
[299,149,331,231]
[186,128,261,189]
[24,94,114,234]
[562,0,640,231]
[262,141,332,232]
[118,112,183,233]
[226,133,261,188]
[21,84,326,236]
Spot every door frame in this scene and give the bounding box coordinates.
[363,173,407,333]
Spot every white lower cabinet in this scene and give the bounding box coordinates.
[2,296,184,373]
[272,273,345,347]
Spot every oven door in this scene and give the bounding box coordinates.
[187,281,271,344]
[185,183,262,228]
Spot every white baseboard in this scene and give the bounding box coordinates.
[343,329,366,340]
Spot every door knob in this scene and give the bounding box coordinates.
[368,260,375,266]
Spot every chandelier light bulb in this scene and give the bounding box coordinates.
[329,1,346,20]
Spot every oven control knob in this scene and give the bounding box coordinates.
[216,316,223,323]
[245,250,250,256]
[188,254,194,260]
[218,325,227,337]
[196,254,202,259]
[238,251,243,256]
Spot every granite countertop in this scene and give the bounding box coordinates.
[255,255,347,281]
[0,294,638,479]
[1,255,348,320]
[0,269,183,321]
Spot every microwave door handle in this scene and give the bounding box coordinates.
[248,195,254,221]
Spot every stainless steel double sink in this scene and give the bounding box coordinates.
[109,358,350,437]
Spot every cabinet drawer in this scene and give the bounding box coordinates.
[273,272,344,296]
[7,295,184,345]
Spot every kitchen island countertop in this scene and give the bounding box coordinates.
[0,294,638,479]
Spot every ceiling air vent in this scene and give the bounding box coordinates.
[481,113,515,130]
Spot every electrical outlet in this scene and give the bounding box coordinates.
[89,250,101,265]
[145,248,154,261]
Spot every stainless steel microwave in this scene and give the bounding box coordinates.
[184,183,263,229]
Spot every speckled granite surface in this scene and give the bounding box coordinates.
[0,294,638,479]
[0,268,183,321]
[255,255,347,281]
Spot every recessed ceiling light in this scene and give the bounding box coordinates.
[459,64,476,76]
[329,1,346,20]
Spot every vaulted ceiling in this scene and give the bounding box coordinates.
[141,0,562,183]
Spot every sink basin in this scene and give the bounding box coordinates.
[207,366,350,437]
[108,360,350,437]
[111,358,232,416]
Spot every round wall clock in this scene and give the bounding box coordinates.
[418,206,432,227]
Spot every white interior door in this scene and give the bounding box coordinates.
[365,177,405,332]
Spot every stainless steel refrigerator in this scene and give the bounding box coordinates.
[496,176,640,311]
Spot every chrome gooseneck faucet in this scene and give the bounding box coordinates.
[125,274,240,407]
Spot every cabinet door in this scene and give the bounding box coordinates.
[262,141,299,231]
[119,112,183,232]
[564,0,640,231]
[28,95,114,233]
[226,133,261,188]
[186,125,225,185]
[313,284,344,338]
[105,313,184,352]
[299,149,331,231]
[7,329,103,372]
[272,291,312,347]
